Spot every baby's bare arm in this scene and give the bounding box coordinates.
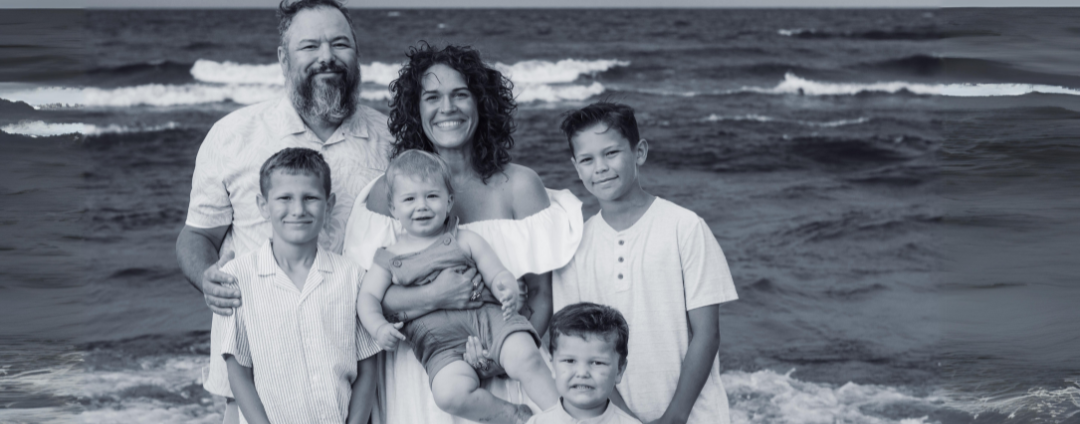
[458,230,519,312]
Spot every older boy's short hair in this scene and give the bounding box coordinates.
[259,147,332,197]
[277,0,357,49]
[385,149,454,203]
[560,102,641,156]
[549,302,630,369]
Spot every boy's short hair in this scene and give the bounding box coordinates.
[259,147,332,197]
[560,102,641,156]
[549,302,630,369]
[385,149,454,203]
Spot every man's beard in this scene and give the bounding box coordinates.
[287,57,360,124]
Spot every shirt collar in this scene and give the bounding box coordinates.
[256,239,335,277]
[267,96,371,145]
[553,399,614,424]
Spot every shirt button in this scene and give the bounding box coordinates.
[618,273,623,279]
[618,257,624,262]
[618,240,624,246]
[392,259,402,267]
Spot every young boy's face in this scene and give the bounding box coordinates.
[257,170,334,246]
[569,123,647,203]
[552,333,625,413]
[389,175,453,238]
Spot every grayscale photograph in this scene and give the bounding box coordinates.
[1,0,1078,423]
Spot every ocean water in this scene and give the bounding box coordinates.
[2,7,1079,424]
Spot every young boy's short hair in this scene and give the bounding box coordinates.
[259,147,332,197]
[549,302,630,369]
[560,102,641,156]
[385,149,454,203]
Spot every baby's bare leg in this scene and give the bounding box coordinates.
[499,332,559,409]
[430,360,533,424]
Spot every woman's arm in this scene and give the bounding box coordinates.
[225,356,271,424]
[381,267,484,322]
[523,272,553,335]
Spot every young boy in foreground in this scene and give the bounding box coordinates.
[528,302,641,424]
[554,103,739,424]
[212,148,379,424]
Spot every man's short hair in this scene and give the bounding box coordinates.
[259,147,332,197]
[277,0,357,48]
[385,149,454,204]
[559,102,641,156]
[549,302,630,369]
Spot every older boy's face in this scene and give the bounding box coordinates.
[257,170,334,247]
[552,333,625,414]
[570,123,646,203]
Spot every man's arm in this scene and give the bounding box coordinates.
[346,355,379,424]
[176,224,240,315]
[649,304,720,424]
[225,356,270,424]
[380,266,484,322]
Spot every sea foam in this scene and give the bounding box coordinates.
[747,73,1080,97]
[724,369,939,424]
[704,113,871,127]
[1,121,181,137]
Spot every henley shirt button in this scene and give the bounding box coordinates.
[618,240,624,245]
[618,273,623,279]
[618,257,624,262]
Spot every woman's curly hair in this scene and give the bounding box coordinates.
[388,43,516,182]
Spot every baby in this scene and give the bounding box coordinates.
[358,149,558,424]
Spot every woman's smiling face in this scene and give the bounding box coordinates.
[419,63,479,151]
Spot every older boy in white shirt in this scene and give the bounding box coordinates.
[214,148,379,424]
[553,103,739,424]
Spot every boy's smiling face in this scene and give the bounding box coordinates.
[552,333,625,416]
[570,123,647,203]
[257,170,334,246]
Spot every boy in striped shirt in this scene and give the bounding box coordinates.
[213,148,380,424]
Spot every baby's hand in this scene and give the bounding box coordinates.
[375,322,406,351]
[495,281,520,321]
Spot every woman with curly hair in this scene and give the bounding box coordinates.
[343,43,583,424]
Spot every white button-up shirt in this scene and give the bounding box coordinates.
[216,241,380,424]
[189,97,393,397]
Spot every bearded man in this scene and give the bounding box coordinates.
[175,1,392,422]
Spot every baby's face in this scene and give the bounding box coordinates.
[552,333,625,413]
[389,175,452,238]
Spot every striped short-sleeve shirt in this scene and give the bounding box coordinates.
[215,240,380,424]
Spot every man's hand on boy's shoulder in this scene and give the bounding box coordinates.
[203,251,240,315]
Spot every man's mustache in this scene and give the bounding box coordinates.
[306,60,348,78]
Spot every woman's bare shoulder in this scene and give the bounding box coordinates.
[502,163,550,218]
[365,175,392,217]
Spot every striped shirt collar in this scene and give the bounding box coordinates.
[256,240,335,296]
[265,97,372,145]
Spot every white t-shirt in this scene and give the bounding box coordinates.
[216,241,380,424]
[189,97,393,397]
[554,197,739,424]
[525,400,642,424]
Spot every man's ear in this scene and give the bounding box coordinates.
[634,139,649,166]
[278,44,288,77]
[257,192,270,220]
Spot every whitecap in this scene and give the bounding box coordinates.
[494,58,628,85]
[703,113,871,127]
[190,59,403,87]
[1,121,181,137]
[724,369,941,424]
[743,73,1080,97]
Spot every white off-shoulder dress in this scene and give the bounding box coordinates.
[343,178,584,424]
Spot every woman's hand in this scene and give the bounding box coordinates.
[429,265,486,310]
[375,322,406,351]
[464,336,501,379]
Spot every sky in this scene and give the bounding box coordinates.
[4,0,1080,8]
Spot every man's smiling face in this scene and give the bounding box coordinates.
[278,6,360,122]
